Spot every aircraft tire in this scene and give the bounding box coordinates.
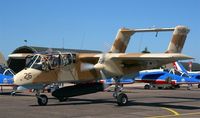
[117,93,128,106]
[37,94,48,106]
[157,87,163,89]
[198,84,200,88]
[11,91,16,96]
[144,84,150,89]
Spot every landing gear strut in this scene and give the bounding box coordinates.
[36,90,48,106]
[187,84,192,90]
[113,78,128,106]
[198,84,200,88]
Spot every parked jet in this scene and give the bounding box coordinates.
[13,25,191,106]
[135,69,197,89]
[135,61,200,90]
[103,77,134,85]
[174,61,200,88]
[0,52,15,93]
[0,64,15,91]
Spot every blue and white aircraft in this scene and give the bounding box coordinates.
[173,61,200,88]
[103,77,135,85]
[0,64,15,92]
[0,52,16,93]
[134,62,200,90]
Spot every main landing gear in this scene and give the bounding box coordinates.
[113,78,128,106]
[34,80,129,106]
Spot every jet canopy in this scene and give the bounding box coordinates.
[25,53,76,71]
[0,64,15,76]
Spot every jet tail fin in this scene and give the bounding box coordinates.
[173,61,188,74]
[166,26,190,53]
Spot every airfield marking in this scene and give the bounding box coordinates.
[146,112,200,118]
[145,107,180,118]
[161,107,180,116]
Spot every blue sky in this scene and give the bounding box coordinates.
[0,0,200,62]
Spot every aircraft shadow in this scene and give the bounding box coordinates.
[30,97,200,110]
[0,92,35,97]
[156,96,200,101]
[30,98,116,107]
[128,101,200,110]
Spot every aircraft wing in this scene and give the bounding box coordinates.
[79,53,192,69]
[111,53,193,69]
[112,53,192,61]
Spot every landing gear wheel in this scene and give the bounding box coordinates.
[11,91,16,96]
[158,87,163,89]
[198,84,200,88]
[187,86,191,90]
[144,84,150,89]
[37,94,48,106]
[117,93,128,106]
[58,97,68,102]
[113,93,117,98]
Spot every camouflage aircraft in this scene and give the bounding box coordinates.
[13,25,191,106]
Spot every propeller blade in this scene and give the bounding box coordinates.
[80,63,94,71]
[100,70,110,89]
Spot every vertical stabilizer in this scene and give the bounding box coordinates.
[109,28,135,53]
[166,25,190,53]
[173,61,188,74]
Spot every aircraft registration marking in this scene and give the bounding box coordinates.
[24,73,32,80]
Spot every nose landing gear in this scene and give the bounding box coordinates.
[36,90,48,106]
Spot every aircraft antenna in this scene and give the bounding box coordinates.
[24,40,28,46]
[62,38,65,50]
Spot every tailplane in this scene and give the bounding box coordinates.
[110,27,175,53]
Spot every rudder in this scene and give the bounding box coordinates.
[166,25,190,53]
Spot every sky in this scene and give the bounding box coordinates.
[0,0,200,62]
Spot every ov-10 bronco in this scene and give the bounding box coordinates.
[14,25,191,106]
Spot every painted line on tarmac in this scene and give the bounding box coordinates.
[161,107,180,116]
[145,107,180,118]
[146,112,200,118]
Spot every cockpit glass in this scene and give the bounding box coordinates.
[25,53,76,71]
[4,70,14,76]
[26,55,38,68]
[31,56,43,70]
[25,55,43,70]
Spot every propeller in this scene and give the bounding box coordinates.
[80,53,110,89]
[80,63,95,71]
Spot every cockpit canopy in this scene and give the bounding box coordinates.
[25,52,76,71]
[0,64,15,76]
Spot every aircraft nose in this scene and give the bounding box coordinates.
[14,72,24,85]
[14,68,42,86]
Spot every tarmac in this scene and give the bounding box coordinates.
[1,83,200,118]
